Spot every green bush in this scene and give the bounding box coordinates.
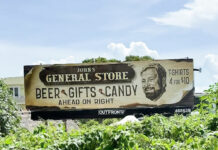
[0,83,217,149]
[125,55,152,61]
[0,80,20,137]
[198,82,218,114]
[0,113,217,150]
[79,119,99,129]
[102,118,120,126]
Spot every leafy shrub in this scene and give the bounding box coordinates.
[79,119,99,129]
[0,80,20,137]
[0,83,217,149]
[0,113,217,150]
[198,82,217,114]
[102,118,120,126]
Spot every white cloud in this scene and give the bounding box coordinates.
[33,56,75,65]
[151,0,218,28]
[205,54,218,68]
[204,54,218,81]
[107,42,158,59]
[33,60,46,65]
[213,74,218,80]
[50,56,74,64]
[195,53,218,92]
[33,42,158,65]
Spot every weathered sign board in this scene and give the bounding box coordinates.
[24,59,194,120]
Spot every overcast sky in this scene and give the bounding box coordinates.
[0,0,218,92]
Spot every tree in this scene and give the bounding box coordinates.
[82,57,120,63]
[82,58,95,63]
[107,59,121,63]
[140,56,153,61]
[82,55,152,64]
[94,57,108,63]
[0,79,20,136]
[125,55,152,61]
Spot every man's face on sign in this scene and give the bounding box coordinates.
[141,68,161,100]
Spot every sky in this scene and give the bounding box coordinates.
[0,0,217,92]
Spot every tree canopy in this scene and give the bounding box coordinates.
[125,55,152,61]
[82,55,152,63]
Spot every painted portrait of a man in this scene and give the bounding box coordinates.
[141,63,166,101]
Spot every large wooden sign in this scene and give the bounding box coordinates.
[24,59,194,120]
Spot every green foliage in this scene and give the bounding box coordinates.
[82,57,120,63]
[108,59,121,63]
[82,55,152,64]
[0,113,217,150]
[198,82,218,114]
[0,80,20,137]
[125,55,152,61]
[0,83,217,149]
[207,115,218,131]
[140,56,153,61]
[102,118,120,126]
[94,57,108,63]
[79,119,99,129]
[82,58,95,63]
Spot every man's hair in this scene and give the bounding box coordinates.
[141,63,167,91]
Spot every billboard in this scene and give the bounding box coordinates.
[24,59,194,119]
